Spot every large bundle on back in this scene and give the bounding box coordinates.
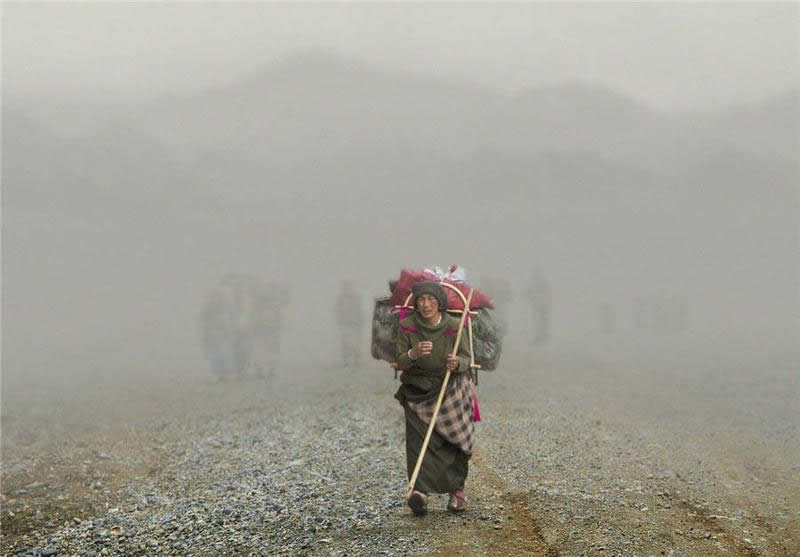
[371,267,504,371]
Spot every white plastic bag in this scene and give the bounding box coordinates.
[425,265,468,284]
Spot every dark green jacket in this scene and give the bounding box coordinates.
[394,312,470,403]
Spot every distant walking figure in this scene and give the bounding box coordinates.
[525,268,552,345]
[335,280,364,367]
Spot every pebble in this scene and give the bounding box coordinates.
[3,370,795,556]
[14,394,424,556]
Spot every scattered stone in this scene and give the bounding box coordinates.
[3,369,794,557]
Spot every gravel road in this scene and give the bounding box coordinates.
[2,349,798,556]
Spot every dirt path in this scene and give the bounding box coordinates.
[427,451,558,556]
[2,358,798,556]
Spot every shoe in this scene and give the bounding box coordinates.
[447,489,466,512]
[407,490,428,516]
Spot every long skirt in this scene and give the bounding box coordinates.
[404,405,469,494]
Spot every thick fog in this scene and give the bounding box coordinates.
[2,3,799,408]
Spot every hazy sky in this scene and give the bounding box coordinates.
[3,2,799,111]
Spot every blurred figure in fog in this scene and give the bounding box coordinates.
[632,296,651,333]
[202,286,239,377]
[248,281,290,379]
[335,280,364,367]
[480,276,512,338]
[201,276,289,380]
[525,267,552,345]
[596,302,617,335]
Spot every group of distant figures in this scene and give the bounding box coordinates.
[200,276,365,380]
[482,270,552,346]
[494,271,692,343]
[201,269,688,379]
[199,273,554,380]
[459,270,691,348]
[201,275,290,379]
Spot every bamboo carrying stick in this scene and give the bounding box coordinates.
[467,313,479,385]
[406,288,474,500]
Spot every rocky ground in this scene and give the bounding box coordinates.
[2,348,798,556]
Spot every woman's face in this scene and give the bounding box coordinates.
[416,293,440,321]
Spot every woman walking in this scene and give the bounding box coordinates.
[394,281,475,515]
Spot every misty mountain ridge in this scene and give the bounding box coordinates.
[109,50,800,183]
[8,49,798,164]
[134,51,670,163]
[4,48,798,215]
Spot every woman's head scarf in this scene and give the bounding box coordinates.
[411,281,448,312]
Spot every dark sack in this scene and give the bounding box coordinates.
[371,297,399,363]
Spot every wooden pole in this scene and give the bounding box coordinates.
[467,313,478,385]
[406,288,474,500]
